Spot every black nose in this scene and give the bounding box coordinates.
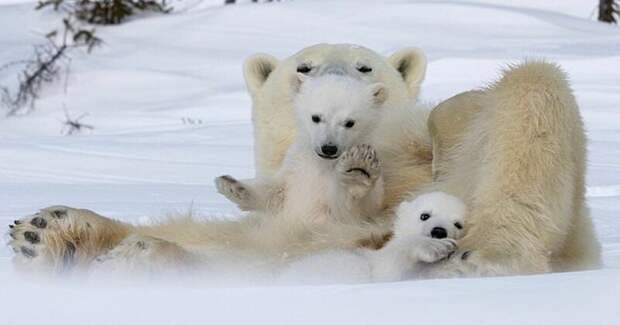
[321,145,338,156]
[430,227,447,239]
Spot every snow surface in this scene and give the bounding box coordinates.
[1,0,619,324]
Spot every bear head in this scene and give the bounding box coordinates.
[243,43,427,176]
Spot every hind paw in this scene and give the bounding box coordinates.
[91,235,196,278]
[7,206,78,271]
[7,206,129,273]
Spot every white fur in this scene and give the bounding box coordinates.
[213,74,387,256]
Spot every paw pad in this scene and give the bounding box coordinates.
[24,231,40,244]
[337,144,380,181]
[31,217,47,229]
[50,209,68,219]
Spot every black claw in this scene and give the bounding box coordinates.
[346,167,371,178]
[51,209,67,219]
[31,217,47,229]
[221,175,237,183]
[62,242,76,268]
[9,224,14,229]
[24,231,40,244]
[9,232,15,239]
[20,247,37,258]
[136,241,147,250]
[14,220,21,225]
[446,251,456,260]
[461,251,472,260]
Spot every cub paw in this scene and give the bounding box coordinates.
[415,238,458,264]
[337,144,381,186]
[215,175,253,210]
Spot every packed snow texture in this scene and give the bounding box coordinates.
[1,0,619,324]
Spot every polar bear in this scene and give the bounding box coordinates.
[242,45,602,276]
[245,44,432,210]
[7,44,601,278]
[278,192,466,284]
[214,74,387,229]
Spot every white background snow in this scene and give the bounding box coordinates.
[0,0,619,324]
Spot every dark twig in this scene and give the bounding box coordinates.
[0,16,101,116]
[61,109,94,135]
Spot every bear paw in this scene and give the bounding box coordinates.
[214,175,255,211]
[7,206,128,274]
[337,144,381,188]
[414,237,458,264]
[420,250,503,278]
[91,235,195,278]
[422,249,549,278]
[8,206,84,272]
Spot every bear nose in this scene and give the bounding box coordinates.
[430,227,447,239]
[324,66,346,75]
[321,145,338,156]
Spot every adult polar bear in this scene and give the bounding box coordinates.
[243,43,601,276]
[8,44,600,277]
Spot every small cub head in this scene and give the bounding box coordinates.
[394,192,466,240]
[292,74,387,159]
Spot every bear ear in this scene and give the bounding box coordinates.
[388,48,427,91]
[243,53,280,96]
[368,83,387,105]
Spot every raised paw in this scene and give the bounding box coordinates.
[7,206,129,274]
[8,206,76,272]
[336,144,381,187]
[415,238,458,264]
[214,175,255,210]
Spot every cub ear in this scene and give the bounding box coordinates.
[368,83,387,105]
[388,48,427,93]
[243,53,280,97]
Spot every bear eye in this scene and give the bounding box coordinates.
[454,222,463,230]
[357,65,372,73]
[311,115,321,123]
[344,120,355,128]
[297,64,313,74]
[420,213,431,221]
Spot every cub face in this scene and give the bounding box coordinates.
[292,74,386,160]
[394,192,466,241]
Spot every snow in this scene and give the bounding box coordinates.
[1,0,619,324]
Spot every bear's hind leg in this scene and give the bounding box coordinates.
[8,206,132,274]
[91,234,198,278]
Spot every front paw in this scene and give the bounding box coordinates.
[215,175,252,209]
[415,238,458,264]
[336,144,381,187]
[420,250,487,278]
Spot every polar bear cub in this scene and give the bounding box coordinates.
[279,192,466,284]
[215,74,387,231]
[369,191,466,281]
